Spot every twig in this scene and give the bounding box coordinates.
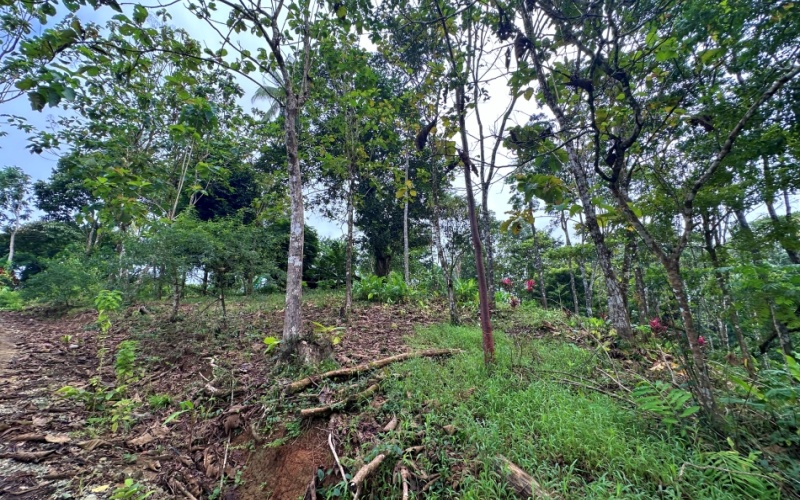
[173,481,198,500]
[218,436,230,497]
[328,433,347,481]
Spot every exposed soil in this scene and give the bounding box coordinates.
[0,299,448,499]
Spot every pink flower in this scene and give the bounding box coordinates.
[500,277,513,290]
[525,279,535,292]
[698,336,706,346]
[649,318,667,335]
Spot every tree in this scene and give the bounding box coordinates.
[0,166,32,266]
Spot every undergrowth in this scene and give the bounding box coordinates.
[364,323,782,499]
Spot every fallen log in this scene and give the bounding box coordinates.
[286,349,458,394]
[496,455,554,499]
[300,383,379,418]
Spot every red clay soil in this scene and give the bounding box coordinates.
[237,423,332,499]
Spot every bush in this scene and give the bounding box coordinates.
[454,278,478,305]
[20,245,107,308]
[354,271,415,303]
[0,287,23,310]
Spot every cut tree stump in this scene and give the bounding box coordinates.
[496,455,555,499]
[285,349,458,394]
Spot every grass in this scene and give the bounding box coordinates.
[370,321,779,499]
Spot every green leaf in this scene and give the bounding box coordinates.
[15,78,36,91]
[523,88,534,101]
[336,5,347,18]
[133,5,148,23]
[28,91,46,111]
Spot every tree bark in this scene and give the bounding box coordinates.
[282,92,306,345]
[481,189,496,308]
[403,153,410,284]
[344,168,355,319]
[7,226,17,266]
[431,162,458,325]
[561,213,580,314]
[529,202,548,308]
[633,257,649,322]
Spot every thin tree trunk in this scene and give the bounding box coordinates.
[519,2,632,338]
[282,92,305,345]
[481,189,496,308]
[403,153,410,285]
[701,213,754,374]
[169,272,182,322]
[560,213,579,314]
[7,226,17,266]
[762,157,800,264]
[633,257,649,322]
[431,162,458,325]
[664,261,718,419]
[579,257,593,317]
[529,202,548,308]
[345,168,355,319]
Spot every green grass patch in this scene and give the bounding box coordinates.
[375,324,777,499]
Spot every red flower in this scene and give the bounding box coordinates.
[525,279,535,292]
[500,277,513,290]
[698,336,706,346]
[649,317,667,335]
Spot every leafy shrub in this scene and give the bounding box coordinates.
[354,271,414,303]
[115,340,138,384]
[0,287,23,310]
[20,245,106,307]
[454,278,478,305]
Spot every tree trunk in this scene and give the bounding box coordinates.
[701,213,754,375]
[169,272,182,322]
[431,163,458,325]
[664,260,718,420]
[560,213,580,314]
[579,257,593,317]
[632,246,649,322]
[345,168,355,319]
[374,252,391,277]
[282,93,306,345]
[481,189,496,308]
[762,157,800,264]
[528,202,548,308]
[201,268,209,296]
[7,226,17,266]
[460,148,494,366]
[403,154,410,284]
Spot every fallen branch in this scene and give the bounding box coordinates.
[286,349,458,394]
[300,383,379,418]
[0,450,54,463]
[496,455,554,499]
[400,466,410,500]
[329,433,347,481]
[350,453,387,499]
[172,481,199,500]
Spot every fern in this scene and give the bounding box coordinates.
[631,380,699,427]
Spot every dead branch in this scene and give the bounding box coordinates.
[329,432,348,481]
[300,383,380,418]
[400,466,410,500]
[286,349,458,394]
[350,453,387,497]
[172,480,199,500]
[383,415,398,432]
[496,455,555,499]
[0,450,54,463]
